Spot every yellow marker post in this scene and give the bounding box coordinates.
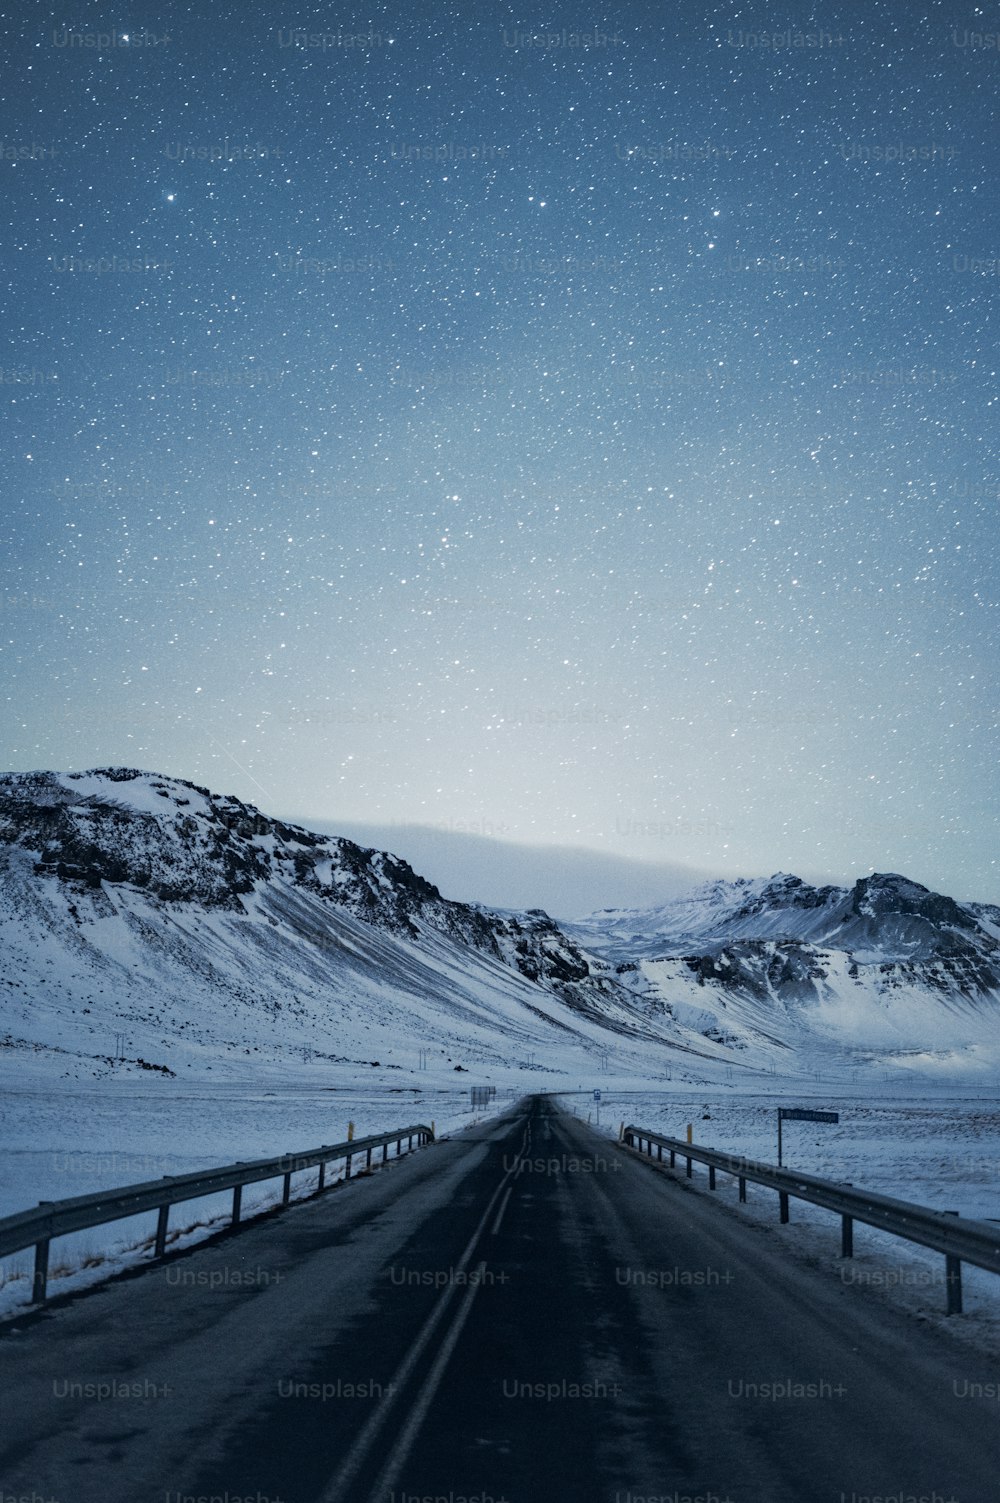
[347,1121,355,1141]
[686,1122,693,1144]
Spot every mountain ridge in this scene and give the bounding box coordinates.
[2,767,999,1086]
[566,869,1000,966]
[0,766,658,1084]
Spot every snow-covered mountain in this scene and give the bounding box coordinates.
[2,768,999,1090]
[0,767,669,1086]
[565,871,1000,966]
[563,873,1000,1075]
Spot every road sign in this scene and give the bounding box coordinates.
[777,1107,839,1166]
[593,1090,601,1101]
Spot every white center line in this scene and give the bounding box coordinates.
[365,1259,489,1503]
[491,1185,513,1235]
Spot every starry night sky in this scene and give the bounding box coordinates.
[1,0,998,902]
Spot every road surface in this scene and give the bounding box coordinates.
[0,1096,997,1502]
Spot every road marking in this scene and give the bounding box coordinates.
[365,1260,488,1503]
[491,1185,513,1234]
[318,1118,528,1503]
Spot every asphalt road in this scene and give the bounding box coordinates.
[0,1096,997,1503]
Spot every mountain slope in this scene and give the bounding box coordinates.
[0,767,672,1084]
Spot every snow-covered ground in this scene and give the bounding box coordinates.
[571,1089,1000,1217]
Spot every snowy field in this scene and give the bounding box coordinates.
[570,1088,1000,1218]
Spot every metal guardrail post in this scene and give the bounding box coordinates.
[686,1156,692,1178]
[739,1176,747,1203]
[670,1148,676,1168]
[282,1172,291,1205]
[779,1191,790,1224]
[318,1161,325,1192]
[841,1214,853,1257]
[232,1186,242,1225]
[155,1205,169,1257]
[33,1239,49,1304]
[944,1212,962,1314]
[709,1166,717,1190]
[366,1147,373,1170]
[946,1256,963,1315]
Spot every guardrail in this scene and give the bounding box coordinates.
[0,1124,434,1307]
[621,1125,1000,1315]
